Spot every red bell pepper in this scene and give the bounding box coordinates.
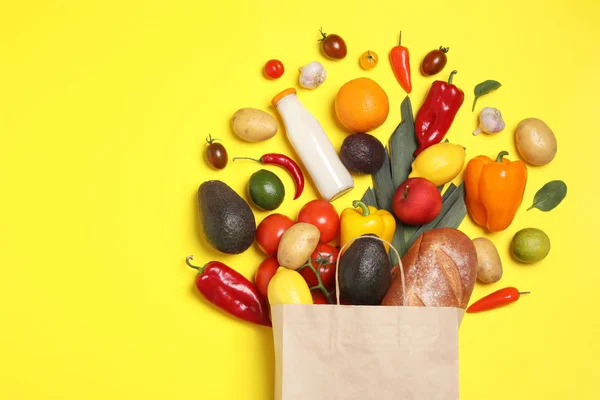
[414,70,464,156]
[186,255,271,327]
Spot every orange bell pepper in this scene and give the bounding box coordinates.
[464,151,527,232]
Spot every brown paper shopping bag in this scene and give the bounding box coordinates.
[271,236,465,400]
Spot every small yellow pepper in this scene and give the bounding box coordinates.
[340,200,396,252]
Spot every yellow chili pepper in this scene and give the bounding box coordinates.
[340,200,396,252]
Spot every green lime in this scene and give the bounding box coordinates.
[511,228,551,264]
[248,169,285,211]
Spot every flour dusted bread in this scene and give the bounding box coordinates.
[382,228,477,308]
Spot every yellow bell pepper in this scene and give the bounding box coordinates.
[340,201,396,252]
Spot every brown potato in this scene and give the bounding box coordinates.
[277,223,320,270]
[472,237,503,284]
[231,108,278,142]
[515,118,557,166]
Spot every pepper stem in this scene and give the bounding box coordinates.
[519,291,531,295]
[185,255,206,274]
[232,157,262,164]
[398,31,402,46]
[352,200,370,216]
[496,151,509,163]
[448,70,458,84]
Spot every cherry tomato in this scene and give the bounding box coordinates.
[300,243,339,290]
[421,47,449,76]
[318,28,347,60]
[359,50,379,70]
[264,59,285,79]
[205,135,228,169]
[255,256,279,299]
[297,199,340,243]
[256,213,294,255]
[311,290,329,304]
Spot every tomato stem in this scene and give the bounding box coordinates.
[185,255,206,274]
[205,134,221,146]
[299,259,334,304]
[439,46,450,53]
[318,27,327,42]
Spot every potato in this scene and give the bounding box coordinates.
[231,108,278,142]
[277,223,320,270]
[515,118,557,166]
[472,237,503,284]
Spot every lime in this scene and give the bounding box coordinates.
[511,228,551,263]
[248,169,285,211]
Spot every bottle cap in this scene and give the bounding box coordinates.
[271,88,296,107]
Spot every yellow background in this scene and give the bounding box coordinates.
[1,0,599,398]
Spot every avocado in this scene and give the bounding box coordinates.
[339,234,391,305]
[339,133,385,175]
[198,180,256,254]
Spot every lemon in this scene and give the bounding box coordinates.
[267,267,312,305]
[512,228,551,263]
[408,142,466,187]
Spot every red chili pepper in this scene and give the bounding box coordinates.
[389,31,412,94]
[466,287,530,313]
[414,70,465,156]
[186,255,271,327]
[232,153,305,199]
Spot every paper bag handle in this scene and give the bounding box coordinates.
[334,236,406,306]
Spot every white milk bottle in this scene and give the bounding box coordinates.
[272,88,354,202]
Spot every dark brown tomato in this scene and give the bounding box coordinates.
[319,28,347,60]
[205,135,228,169]
[421,47,449,76]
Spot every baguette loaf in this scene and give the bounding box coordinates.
[382,227,477,308]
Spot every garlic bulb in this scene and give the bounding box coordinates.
[298,62,327,89]
[474,107,505,135]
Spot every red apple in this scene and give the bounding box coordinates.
[392,178,442,225]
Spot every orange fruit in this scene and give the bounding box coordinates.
[334,77,389,133]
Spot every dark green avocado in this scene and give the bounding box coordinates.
[339,234,391,305]
[198,180,256,254]
[339,133,385,175]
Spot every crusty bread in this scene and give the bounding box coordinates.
[382,228,477,308]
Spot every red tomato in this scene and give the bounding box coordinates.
[255,256,279,299]
[297,200,340,243]
[311,290,329,304]
[300,243,339,290]
[256,214,294,255]
[264,59,285,79]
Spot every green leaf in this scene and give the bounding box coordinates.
[434,184,467,230]
[390,97,417,188]
[372,147,395,214]
[389,221,405,266]
[528,180,567,212]
[360,187,379,208]
[405,183,465,250]
[472,80,501,111]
